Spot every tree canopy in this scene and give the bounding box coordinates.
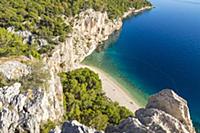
[60,68,133,130]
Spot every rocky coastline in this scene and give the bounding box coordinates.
[53,89,196,133]
[0,6,196,133]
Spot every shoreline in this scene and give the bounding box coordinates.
[123,6,153,18]
[78,64,141,113]
[74,6,153,113]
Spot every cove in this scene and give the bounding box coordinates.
[83,0,200,129]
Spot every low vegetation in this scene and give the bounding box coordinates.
[0,61,50,91]
[19,61,50,92]
[0,28,40,58]
[40,120,56,133]
[60,68,133,130]
[0,0,72,45]
[0,72,9,88]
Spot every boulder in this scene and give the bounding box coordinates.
[0,60,30,80]
[135,108,189,133]
[146,89,195,133]
[105,117,150,133]
[51,120,103,133]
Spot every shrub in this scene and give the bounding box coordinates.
[40,120,56,133]
[0,72,8,87]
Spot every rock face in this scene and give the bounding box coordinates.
[146,89,195,133]
[106,89,196,133]
[0,59,64,133]
[135,108,190,133]
[51,120,103,133]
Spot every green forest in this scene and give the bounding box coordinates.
[0,0,151,57]
[59,68,133,130]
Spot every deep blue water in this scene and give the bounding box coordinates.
[84,0,200,128]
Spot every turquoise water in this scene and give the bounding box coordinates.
[83,0,200,130]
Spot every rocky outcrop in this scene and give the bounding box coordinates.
[106,89,196,133]
[7,27,33,44]
[0,60,30,80]
[123,6,152,18]
[107,108,190,133]
[0,59,63,133]
[51,120,103,133]
[146,89,195,133]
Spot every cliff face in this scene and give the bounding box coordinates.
[43,7,152,74]
[146,89,195,133]
[43,9,122,74]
